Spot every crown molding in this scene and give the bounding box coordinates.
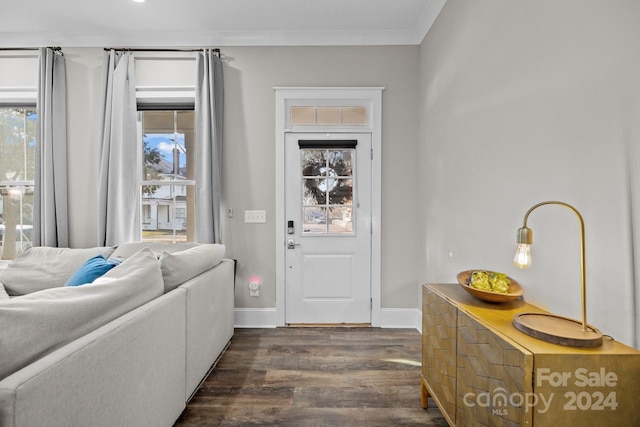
[0,0,447,49]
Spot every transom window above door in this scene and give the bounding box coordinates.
[290,106,367,126]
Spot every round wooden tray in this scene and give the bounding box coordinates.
[513,312,603,347]
[456,270,524,303]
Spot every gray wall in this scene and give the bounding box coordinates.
[220,46,420,309]
[419,0,640,346]
[58,46,421,311]
[13,1,639,341]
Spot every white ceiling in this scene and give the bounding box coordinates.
[0,0,446,48]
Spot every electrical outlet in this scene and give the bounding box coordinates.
[249,281,260,297]
[245,210,266,223]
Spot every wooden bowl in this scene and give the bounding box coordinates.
[456,270,524,303]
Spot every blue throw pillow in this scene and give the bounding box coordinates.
[64,254,121,287]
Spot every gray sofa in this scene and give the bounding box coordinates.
[0,242,235,427]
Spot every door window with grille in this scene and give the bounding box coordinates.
[299,140,356,235]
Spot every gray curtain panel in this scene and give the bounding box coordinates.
[98,50,140,246]
[195,49,224,243]
[34,47,69,247]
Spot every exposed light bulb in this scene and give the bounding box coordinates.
[513,244,531,269]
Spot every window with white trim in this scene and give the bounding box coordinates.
[139,109,195,243]
[0,107,36,259]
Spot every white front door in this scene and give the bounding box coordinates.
[285,133,372,324]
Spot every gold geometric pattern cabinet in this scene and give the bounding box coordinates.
[421,284,640,427]
[422,289,457,419]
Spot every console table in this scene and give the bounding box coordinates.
[421,283,640,426]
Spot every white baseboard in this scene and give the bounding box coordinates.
[234,307,421,331]
[234,308,277,328]
[380,308,421,331]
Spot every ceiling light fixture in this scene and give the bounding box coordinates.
[512,200,603,348]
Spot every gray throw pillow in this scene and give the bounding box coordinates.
[159,244,226,292]
[0,246,116,296]
[111,242,200,260]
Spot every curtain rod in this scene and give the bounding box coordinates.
[0,47,61,51]
[104,48,220,56]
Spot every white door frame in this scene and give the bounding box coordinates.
[274,87,384,326]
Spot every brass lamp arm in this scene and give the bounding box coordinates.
[519,201,587,332]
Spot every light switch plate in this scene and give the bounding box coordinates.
[245,210,266,223]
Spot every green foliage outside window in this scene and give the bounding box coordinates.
[0,108,36,260]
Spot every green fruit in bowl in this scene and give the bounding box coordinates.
[470,270,510,293]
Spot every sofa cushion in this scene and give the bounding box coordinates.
[0,283,8,300]
[159,244,226,292]
[0,248,163,380]
[111,242,200,260]
[64,254,122,287]
[0,246,116,296]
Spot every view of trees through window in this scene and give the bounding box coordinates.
[0,107,36,260]
[1,108,197,255]
[140,110,195,243]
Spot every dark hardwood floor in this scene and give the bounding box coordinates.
[175,327,446,426]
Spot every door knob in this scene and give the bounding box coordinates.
[287,239,300,249]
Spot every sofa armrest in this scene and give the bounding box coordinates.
[180,258,235,400]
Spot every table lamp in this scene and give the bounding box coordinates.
[512,201,603,348]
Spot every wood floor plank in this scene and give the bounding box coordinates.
[205,369,269,387]
[215,353,302,371]
[292,385,421,408]
[189,386,295,408]
[364,407,449,426]
[174,327,446,426]
[264,344,419,359]
[296,355,420,371]
[264,369,416,388]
